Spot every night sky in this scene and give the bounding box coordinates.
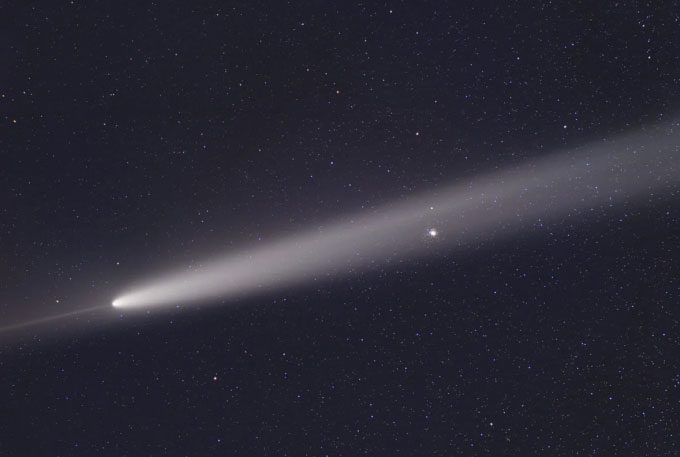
[2,1,680,455]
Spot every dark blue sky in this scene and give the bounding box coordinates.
[1,1,680,455]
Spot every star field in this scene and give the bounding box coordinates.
[1,1,680,455]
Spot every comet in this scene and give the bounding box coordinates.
[111,120,680,311]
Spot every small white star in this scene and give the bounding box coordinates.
[428,228,438,237]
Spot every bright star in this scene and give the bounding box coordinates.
[428,228,438,237]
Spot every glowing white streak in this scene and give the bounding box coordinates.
[112,122,680,310]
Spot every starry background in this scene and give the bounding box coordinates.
[1,1,680,455]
